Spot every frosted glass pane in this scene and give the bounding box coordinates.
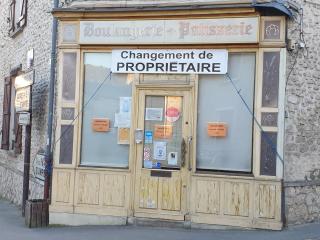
[59,125,74,164]
[81,53,131,167]
[262,52,280,108]
[62,52,76,101]
[61,108,75,120]
[261,112,278,127]
[196,53,255,172]
[260,132,277,176]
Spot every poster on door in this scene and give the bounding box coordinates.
[165,97,181,122]
[153,141,167,161]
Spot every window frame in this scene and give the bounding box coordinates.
[8,0,27,37]
[54,49,80,168]
[192,48,286,179]
[1,76,23,154]
[78,51,132,169]
[194,50,258,175]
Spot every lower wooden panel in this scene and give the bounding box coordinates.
[254,181,281,221]
[51,168,131,217]
[51,168,282,230]
[224,181,250,217]
[102,174,126,207]
[195,179,219,214]
[51,169,75,206]
[77,172,100,205]
[191,175,282,230]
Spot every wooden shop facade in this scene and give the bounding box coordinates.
[50,4,287,230]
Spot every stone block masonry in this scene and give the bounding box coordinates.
[0,0,53,203]
[285,0,320,224]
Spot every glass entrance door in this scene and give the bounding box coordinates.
[134,89,192,220]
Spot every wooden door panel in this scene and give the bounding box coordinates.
[139,175,159,209]
[160,177,181,211]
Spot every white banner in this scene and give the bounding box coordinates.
[80,18,259,45]
[111,49,228,74]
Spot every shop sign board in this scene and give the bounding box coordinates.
[15,86,31,112]
[111,49,228,74]
[80,17,259,44]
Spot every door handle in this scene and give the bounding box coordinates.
[188,136,193,171]
[181,138,187,167]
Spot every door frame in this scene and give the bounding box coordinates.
[131,77,196,221]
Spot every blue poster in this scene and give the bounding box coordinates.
[144,131,153,144]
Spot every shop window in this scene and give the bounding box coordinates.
[196,53,256,172]
[8,0,27,37]
[57,52,78,165]
[1,77,22,153]
[259,50,282,177]
[80,53,131,168]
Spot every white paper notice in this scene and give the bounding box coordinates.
[114,112,130,127]
[120,97,131,113]
[153,141,167,161]
[145,108,163,121]
[168,152,178,165]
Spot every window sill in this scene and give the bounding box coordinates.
[9,26,25,38]
[77,165,130,173]
[192,171,281,182]
[192,170,254,180]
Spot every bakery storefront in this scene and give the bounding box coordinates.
[50,5,287,230]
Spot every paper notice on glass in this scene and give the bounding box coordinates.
[144,160,153,169]
[145,108,163,121]
[120,97,131,113]
[114,112,131,127]
[118,127,130,144]
[168,152,178,165]
[153,141,167,161]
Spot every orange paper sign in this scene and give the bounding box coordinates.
[207,122,227,137]
[92,118,110,132]
[154,125,173,139]
[118,127,130,144]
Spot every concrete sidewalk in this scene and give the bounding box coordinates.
[0,199,320,240]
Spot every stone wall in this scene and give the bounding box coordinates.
[285,0,320,224]
[0,0,53,204]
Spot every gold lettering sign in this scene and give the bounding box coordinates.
[154,125,173,139]
[207,122,227,137]
[92,118,110,132]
